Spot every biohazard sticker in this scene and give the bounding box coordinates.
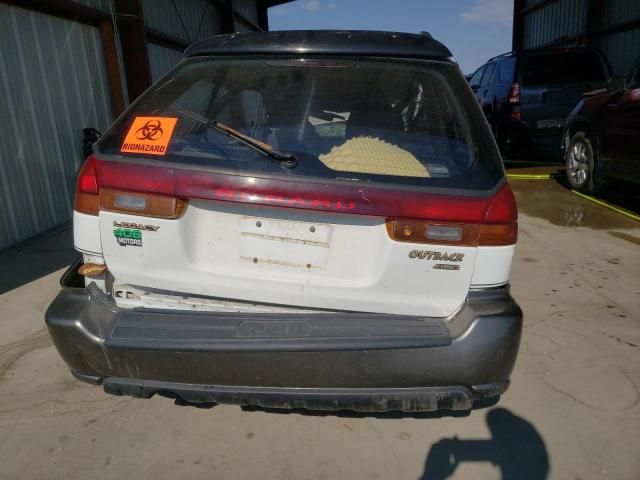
[121,116,178,156]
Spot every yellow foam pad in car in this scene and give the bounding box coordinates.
[318,136,430,178]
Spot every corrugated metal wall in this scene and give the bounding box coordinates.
[601,0,640,74]
[600,29,640,74]
[522,0,587,49]
[142,0,221,43]
[602,0,640,26]
[148,43,185,82]
[142,0,224,86]
[518,0,640,75]
[0,0,264,250]
[234,0,260,26]
[0,3,113,250]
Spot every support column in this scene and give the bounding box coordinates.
[99,20,126,116]
[114,0,152,102]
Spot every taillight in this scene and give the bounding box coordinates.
[478,183,518,246]
[74,155,99,215]
[508,82,520,105]
[100,188,187,219]
[74,155,186,218]
[386,184,517,247]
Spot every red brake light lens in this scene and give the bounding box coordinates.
[508,82,520,104]
[74,155,99,215]
[77,155,98,193]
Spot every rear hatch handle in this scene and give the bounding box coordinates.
[176,108,298,169]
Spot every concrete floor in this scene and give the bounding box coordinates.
[0,178,639,480]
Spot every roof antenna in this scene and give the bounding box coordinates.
[420,31,433,39]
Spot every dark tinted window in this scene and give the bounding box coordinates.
[523,51,606,85]
[481,63,495,87]
[97,57,502,191]
[469,66,485,87]
[498,58,516,82]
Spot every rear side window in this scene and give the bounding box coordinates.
[481,63,496,87]
[498,58,516,82]
[523,51,606,85]
[469,65,486,87]
[97,56,502,192]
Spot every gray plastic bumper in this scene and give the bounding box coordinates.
[46,261,522,412]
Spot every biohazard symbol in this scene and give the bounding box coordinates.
[121,116,178,156]
[135,119,164,141]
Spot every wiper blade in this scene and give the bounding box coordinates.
[176,108,297,169]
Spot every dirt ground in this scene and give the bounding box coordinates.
[1,174,639,480]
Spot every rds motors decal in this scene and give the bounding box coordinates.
[113,221,159,247]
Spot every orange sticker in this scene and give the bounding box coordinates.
[121,117,178,156]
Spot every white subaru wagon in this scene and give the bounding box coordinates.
[46,30,522,413]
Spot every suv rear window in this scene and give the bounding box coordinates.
[97,56,502,191]
[523,51,606,85]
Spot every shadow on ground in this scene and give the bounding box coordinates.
[421,408,549,480]
[0,227,77,295]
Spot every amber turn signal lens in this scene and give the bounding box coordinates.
[74,191,100,216]
[478,222,518,246]
[100,188,187,219]
[386,220,479,246]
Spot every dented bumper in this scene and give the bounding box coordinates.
[45,260,522,412]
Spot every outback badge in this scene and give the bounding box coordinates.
[408,250,464,262]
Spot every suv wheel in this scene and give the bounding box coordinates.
[565,132,602,194]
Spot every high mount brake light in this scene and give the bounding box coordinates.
[74,157,517,245]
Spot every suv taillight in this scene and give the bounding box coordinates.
[507,82,520,105]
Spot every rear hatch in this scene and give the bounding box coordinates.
[519,49,609,129]
[82,56,515,317]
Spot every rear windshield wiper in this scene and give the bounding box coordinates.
[176,108,297,169]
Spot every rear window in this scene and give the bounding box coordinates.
[523,51,606,85]
[97,56,502,191]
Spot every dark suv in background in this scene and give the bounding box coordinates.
[469,48,611,158]
[563,58,640,193]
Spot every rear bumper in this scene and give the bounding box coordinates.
[46,261,522,412]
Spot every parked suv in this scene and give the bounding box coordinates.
[563,58,640,192]
[46,31,522,413]
[469,48,611,157]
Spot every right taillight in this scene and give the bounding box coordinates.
[478,183,518,246]
[386,183,517,247]
[507,82,520,105]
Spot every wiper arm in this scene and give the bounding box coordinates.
[177,108,297,169]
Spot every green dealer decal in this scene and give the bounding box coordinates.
[114,228,143,247]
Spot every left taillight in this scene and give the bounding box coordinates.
[74,155,100,215]
[74,155,187,219]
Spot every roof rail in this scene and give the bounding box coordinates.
[487,51,515,62]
